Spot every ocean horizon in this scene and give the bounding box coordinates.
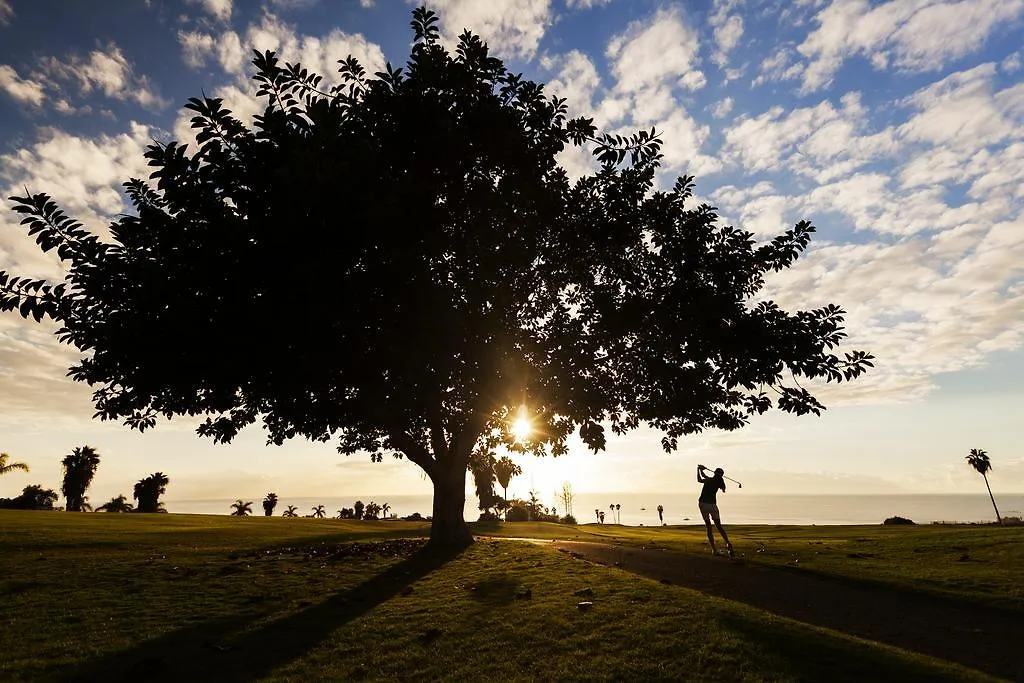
[166,492,1024,526]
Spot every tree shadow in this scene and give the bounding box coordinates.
[63,544,463,683]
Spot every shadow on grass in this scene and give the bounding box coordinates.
[717,613,979,683]
[63,544,462,683]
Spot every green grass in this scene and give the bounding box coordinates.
[0,511,1006,682]
[476,521,1024,610]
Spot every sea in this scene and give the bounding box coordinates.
[167,493,1024,526]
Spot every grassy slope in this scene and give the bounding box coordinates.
[0,512,1002,682]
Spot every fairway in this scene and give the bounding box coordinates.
[2,512,1020,682]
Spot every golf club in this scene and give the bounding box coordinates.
[699,464,743,489]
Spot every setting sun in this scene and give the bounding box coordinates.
[511,408,532,442]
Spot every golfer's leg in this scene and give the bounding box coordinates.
[701,510,716,551]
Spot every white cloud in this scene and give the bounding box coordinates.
[710,96,734,118]
[1002,50,1022,73]
[269,0,320,8]
[797,0,1024,92]
[752,46,804,87]
[39,44,169,110]
[416,0,552,60]
[186,0,232,21]
[607,7,705,93]
[178,30,216,69]
[0,65,46,107]
[0,0,13,25]
[709,0,745,68]
[566,0,614,7]
[541,49,600,116]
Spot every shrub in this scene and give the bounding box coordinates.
[883,516,916,525]
[560,515,577,525]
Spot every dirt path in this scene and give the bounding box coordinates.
[543,540,1022,681]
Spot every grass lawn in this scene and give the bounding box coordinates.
[0,511,1012,682]
[477,521,1024,610]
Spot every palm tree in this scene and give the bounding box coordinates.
[381,502,391,519]
[262,492,279,517]
[657,504,664,524]
[0,452,30,476]
[599,511,605,524]
[609,504,615,524]
[282,505,298,517]
[615,503,621,524]
[230,500,253,516]
[966,448,1001,524]
[61,445,101,512]
[96,494,133,513]
[311,504,326,519]
[595,508,600,523]
[133,472,169,513]
[493,456,522,520]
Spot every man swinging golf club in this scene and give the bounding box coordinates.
[697,464,733,557]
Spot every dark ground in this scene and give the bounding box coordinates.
[544,540,1022,682]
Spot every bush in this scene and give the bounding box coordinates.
[477,511,501,522]
[883,516,916,525]
[402,512,426,521]
[560,515,577,525]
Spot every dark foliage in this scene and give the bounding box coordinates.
[61,445,100,512]
[0,8,872,548]
[133,472,169,513]
[0,484,59,510]
[883,516,916,525]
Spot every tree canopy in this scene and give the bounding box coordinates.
[0,8,872,548]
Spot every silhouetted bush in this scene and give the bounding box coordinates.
[883,516,916,525]
[560,515,577,525]
[477,511,501,522]
[402,512,426,521]
[0,484,59,510]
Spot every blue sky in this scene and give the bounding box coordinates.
[1,0,1022,507]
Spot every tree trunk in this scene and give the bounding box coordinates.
[984,474,1002,524]
[429,462,474,550]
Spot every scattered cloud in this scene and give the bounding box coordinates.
[0,65,46,107]
[416,0,552,60]
[710,96,734,118]
[0,0,13,25]
[565,0,615,8]
[185,0,232,22]
[709,0,745,67]
[607,7,705,93]
[1002,50,1022,73]
[36,44,169,110]
[797,0,1024,92]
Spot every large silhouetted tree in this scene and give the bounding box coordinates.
[61,445,100,512]
[133,472,169,513]
[965,448,1001,524]
[262,492,279,516]
[0,8,872,549]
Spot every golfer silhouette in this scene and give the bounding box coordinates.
[697,464,733,556]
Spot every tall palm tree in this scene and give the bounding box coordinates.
[61,445,101,512]
[599,511,605,524]
[381,502,391,519]
[0,452,30,476]
[96,494,133,513]
[595,508,600,523]
[133,472,169,513]
[615,503,621,524]
[657,504,664,524]
[609,503,615,524]
[311,504,326,519]
[230,500,253,516]
[493,456,522,520]
[262,492,279,517]
[282,505,298,517]
[966,448,1001,524]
